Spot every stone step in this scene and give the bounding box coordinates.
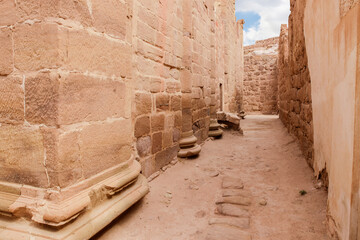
[209,216,250,229]
[217,203,250,218]
[205,225,252,240]
[222,177,244,189]
[222,189,252,198]
[216,196,252,206]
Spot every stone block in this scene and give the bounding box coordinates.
[151,113,165,132]
[0,28,13,75]
[59,27,131,77]
[16,0,92,26]
[136,136,152,157]
[58,73,127,125]
[155,145,179,171]
[156,93,170,111]
[25,71,59,126]
[151,132,162,154]
[92,0,128,38]
[163,130,173,148]
[174,111,182,128]
[135,92,152,117]
[14,23,60,71]
[139,156,155,178]
[0,125,48,188]
[41,128,82,188]
[0,76,24,124]
[79,119,133,178]
[0,0,18,26]
[135,116,151,138]
[170,95,181,111]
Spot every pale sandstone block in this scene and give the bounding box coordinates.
[135,116,150,138]
[79,119,133,178]
[136,39,163,63]
[0,28,13,75]
[151,132,162,154]
[139,156,155,178]
[92,0,128,38]
[59,28,131,77]
[136,20,156,45]
[209,217,250,229]
[136,136,152,158]
[58,73,127,125]
[0,76,24,123]
[155,145,178,171]
[16,0,92,26]
[25,72,59,126]
[217,204,250,218]
[156,93,170,111]
[170,95,181,111]
[0,125,48,187]
[0,0,18,26]
[14,23,60,71]
[163,130,173,148]
[151,113,165,132]
[135,92,152,116]
[41,128,82,188]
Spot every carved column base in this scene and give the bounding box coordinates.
[178,130,201,158]
[208,119,223,138]
[0,157,149,240]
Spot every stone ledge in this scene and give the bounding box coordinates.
[0,156,149,238]
[0,174,148,240]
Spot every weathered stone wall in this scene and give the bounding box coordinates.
[0,0,134,188]
[304,0,360,239]
[243,37,278,114]
[277,0,313,166]
[133,0,244,177]
[0,0,243,237]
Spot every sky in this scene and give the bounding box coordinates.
[235,0,290,46]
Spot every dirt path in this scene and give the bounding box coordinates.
[93,115,328,240]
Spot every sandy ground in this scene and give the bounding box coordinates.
[92,115,329,240]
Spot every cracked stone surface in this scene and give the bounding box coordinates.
[92,116,328,240]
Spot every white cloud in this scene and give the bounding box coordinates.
[236,0,290,45]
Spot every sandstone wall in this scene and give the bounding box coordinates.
[304,0,359,238]
[0,0,135,188]
[277,0,313,166]
[0,0,243,237]
[243,37,278,114]
[0,0,243,185]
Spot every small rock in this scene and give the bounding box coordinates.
[222,189,252,198]
[196,164,200,168]
[189,184,199,190]
[184,177,189,181]
[209,171,220,178]
[259,199,267,206]
[195,210,206,218]
[315,181,323,189]
[171,159,178,165]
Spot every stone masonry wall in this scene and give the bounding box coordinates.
[0,0,134,188]
[0,0,243,187]
[243,37,278,114]
[278,0,314,165]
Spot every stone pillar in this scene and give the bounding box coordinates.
[178,0,201,158]
[209,0,223,138]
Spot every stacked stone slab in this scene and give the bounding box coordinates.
[277,0,313,166]
[243,37,279,114]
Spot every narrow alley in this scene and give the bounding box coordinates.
[93,116,328,240]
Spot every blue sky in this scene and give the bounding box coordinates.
[235,0,290,45]
[235,11,260,32]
